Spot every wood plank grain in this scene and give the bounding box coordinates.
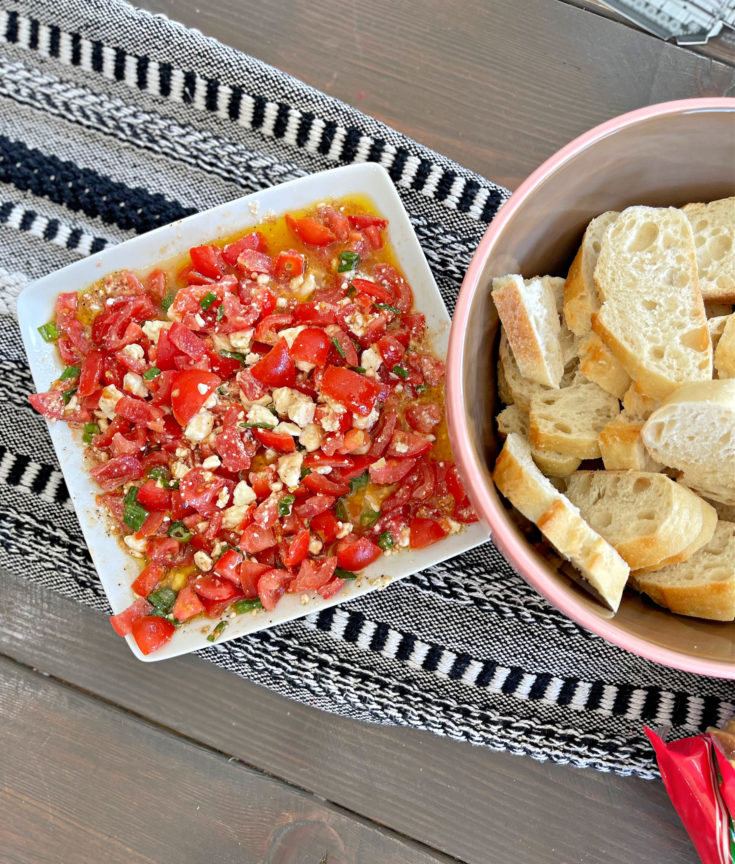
[0,655,456,864]
[132,0,735,189]
[0,573,696,864]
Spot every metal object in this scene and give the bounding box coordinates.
[603,0,735,44]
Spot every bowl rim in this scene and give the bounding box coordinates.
[447,97,735,679]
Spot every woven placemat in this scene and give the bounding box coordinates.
[1,0,732,779]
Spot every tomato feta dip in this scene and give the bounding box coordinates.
[30,199,477,655]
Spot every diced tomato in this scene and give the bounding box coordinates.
[131,615,175,654]
[131,562,164,598]
[288,556,337,592]
[214,427,253,472]
[292,302,338,326]
[250,338,296,388]
[198,590,243,618]
[409,517,447,549]
[222,232,267,266]
[337,536,382,571]
[369,457,417,485]
[350,278,393,304]
[372,263,413,313]
[348,214,388,230]
[189,245,224,280]
[170,369,221,426]
[406,403,442,433]
[285,213,336,246]
[179,467,228,514]
[147,536,181,564]
[110,597,152,636]
[318,577,345,599]
[453,498,479,524]
[77,350,105,398]
[337,454,373,481]
[172,585,206,622]
[136,479,172,511]
[240,523,276,553]
[168,321,207,360]
[386,431,433,459]
[253,428,296,453]
[235,560,268,598]
[134,510,165,538]
[309,510,340,543]
[256,568,286,610]
[303,472,350,496]
[367,409,396,458]
[193,574,239,601]
[206,348,242,379]
[303,452,354,469]
[290,328,330,367]
[237,249,274,275]
[294,494,335,519]
[153,328,180,371]
[411,459,436,501]
[321,366,381,417]
[319,207,350,241]
[274,250,305,280]
[364,225,383,250]
[90,455,143,491]
[377,335,406,367]
[445,465,464,503]
[408,352,445,387]
[328,327,359,366]
[341,428,369,454]
[29,391,64,421]
[254,313,293,344]
[115,396,163,427]
[283,528,310,568]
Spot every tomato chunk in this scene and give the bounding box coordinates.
[131,615,176,654]
[257,568,288,610]
[286,214,336,246]
[253,428,296,453]
[250,339,296,388]
[321,366,381,416]
[131,562,164,598]
[337,536,382,571]
[290,328,330,367]
[369,457,417,485]
[288,557,337,592]
[110,597,152,637]
[274,250,305,279]
[171,369,221,426]
[409,517,447,549]
[172,586,206,622]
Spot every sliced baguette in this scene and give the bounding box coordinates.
[492,433,629,610]
[498,331,580,414]
[565,470,716,571]
[496,404,581,477]
[631,521,735,621]
[714,314,735,378]
[491,275,564,388]
[679,470,735,508]
[529,381,620,459]
[563,210,618,336]
[592,205,711,399]
[683,197,735,302]
[622,383,660,421]
[598,414,662,472]
[577,331,631,399]
[708,314,729,354]
[641,380,735,494]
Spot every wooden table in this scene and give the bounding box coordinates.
[3,2,734,861]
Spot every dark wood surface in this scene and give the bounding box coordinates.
[4,2,735,861]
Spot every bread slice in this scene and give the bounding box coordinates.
[565,470,716,571]
[491,275,564,388]
[563,211,618,336]
[543,275,577,365]
[577,331,630,399]
[683,197,735,302]
[592,205,712,399]
[708,314,729,354]
[631,521,735,621]
[492,433,629,610]
[641,380,735,494]
[679,470,735,508]
[498,331,580,414]
[598,414,662,472]
[621,383,660,421]
[714,314,735,378]
[496,404,581,477]
[529,381,620,459]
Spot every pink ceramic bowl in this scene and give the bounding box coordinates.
[447,98,735,678]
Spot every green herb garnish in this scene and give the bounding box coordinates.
[123,500,148,532]
[392,364,409,379]
[233,598,263,614]
[200,291,217,310]
[350,366,367,374]
[335,498,349,522]
[206,620,228,642]
[216,303,225,322]
[240,421,276,430]
[146,586,177,614]
[168,521,192,542]
[59,365,80,380]
[38,321,60,342]
[123,486,139,505]
[82,422,99,444]
[220,349,247,364]
[142,366,161,380]
[338,251,360,273]
[147,466,168,481]
[334,567,357,580]
[349,472,369,494]
[300,466,312,479]
[346,284,356,297]
[61,388,77,405]
[161,289,178,311]
[331,337,346,359]
[359,509,380,528]
[378,531,395,550]
[375,303,401,314]
[415,384,429,393]
[278,494,295,517]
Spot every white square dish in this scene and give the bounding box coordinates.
[17,162,489,661]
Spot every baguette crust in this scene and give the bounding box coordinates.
[577,331,630,399]
[598,415,662,472]
[496,404,580,477]
[714,314,735,378]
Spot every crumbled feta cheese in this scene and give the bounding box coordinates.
[123,534,147,556]
[246,404,276,427]
[202,471,214,482]
[308,536,323,555]
[210,332,232,352]
[166,303,180,321]
[215,487,230,509]
[197,382,209,396]
[203,391,218,410]
[229,329,253,350]
[360,347,382,376]
[201,455,221,469]
[98,385,123,420]
[232,480,257,507]
[445,518,461,533]
[194,313,206,328]
[298,423,323,452]
[184,410,214,442]
[344,310,368,337]
[295,359,316,373]
[222,505,247,530]
[141,320,172,343]
[352,404,380,430]
[194,550,213,571]
[277,451,304,490]
[171,462,190,479]
[123,372,148,398]
[245,352,260,366]
[274,421,302,437]
[276,297,288,309]
[175,447,189,459]
[394,441,409,454]
[256,274,270,285]
[335,521,353,539]
[278,326,305,348]
[290,272,316,298]
[314,466,332,475]
[398,527,410,547]
[122,343,145,362]
[269,482,283,493]
[371,457,387,471]
[64,395,79,413]
[272,387,315,427]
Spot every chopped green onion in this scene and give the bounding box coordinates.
[378,531,395,550]
[415,384,429,393]
[123,486,139,505]
[338,251,360,273]
[38,321,60,342]
[142,366,161,380]
[206,620,228,642]
[219,349,247,364]
[82,422,99,444]
[216,303,225,322]
[216,385,229,396]
[300,466,312,479]
[161,289,178,311]
[240,421,276,430]
[346,284,356,297]
[331,337,346,359]
[334,567,357,580]
[350,366,367,374]
[392,364,409,379]
[375,303,401,314]
[233,598,263,614]
[147,466,169,481]
[59,365,80,380]
[123,501,148,532]
[61,388,77,405]
[200,292,217,310]
[268,404,278,415]
[335,498,349,522]
[168,480,180,491]
[349,472,369,494]
[168,521,192,542]
[278,494,295,517]
[146,586,177,614]
[360,509,380,528]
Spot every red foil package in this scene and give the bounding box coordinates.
[646,724,735,863]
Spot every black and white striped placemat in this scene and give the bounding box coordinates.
[1,0,732,779]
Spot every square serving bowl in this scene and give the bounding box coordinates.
[18,162,488,661]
